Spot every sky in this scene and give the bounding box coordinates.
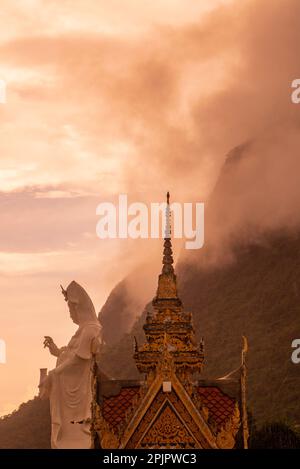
[1,0,300,417]
[0,0,236,418]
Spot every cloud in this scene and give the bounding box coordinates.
[1,0,300,268]
[0,2,238,199]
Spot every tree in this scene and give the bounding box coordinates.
[250,422,300,449]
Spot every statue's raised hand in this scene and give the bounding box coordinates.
[44,336,60,357]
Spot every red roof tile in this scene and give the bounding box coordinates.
[103,386,140,433]
[102,384,237,437]
[197,386,237,431]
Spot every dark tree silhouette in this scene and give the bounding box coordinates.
[0,397,51,449]
[250,422,300,449]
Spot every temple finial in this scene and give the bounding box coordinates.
[154,193,178,299]
[162,192,174,274]
[164,192,171,239]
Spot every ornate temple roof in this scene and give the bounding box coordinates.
[96,376,240,447]
[92,193,247,449]
[102,385,140,434]
[197,386,236,432]
[100,384,238,434]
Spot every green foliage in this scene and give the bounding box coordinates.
[0,397,51,448]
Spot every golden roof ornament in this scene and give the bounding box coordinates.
[156,192,178,299]
[134,192,204,380]
[91,191,244,450]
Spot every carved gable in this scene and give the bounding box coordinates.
[126,390,200,449]
[140,403,197,449]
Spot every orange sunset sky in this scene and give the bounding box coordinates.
[0,0,236,418]
[1,0,300,417]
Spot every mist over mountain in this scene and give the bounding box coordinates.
[99,278,142,346]
[99,263,157,345]
[98,143,300,427]
[99,233,300,427]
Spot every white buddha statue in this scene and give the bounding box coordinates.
[39,281,101,449]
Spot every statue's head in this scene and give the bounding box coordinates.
[60,281,99,326]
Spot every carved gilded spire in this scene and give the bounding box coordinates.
[162,192,174,275]
[134,192,204,383]
[156,192,178,300]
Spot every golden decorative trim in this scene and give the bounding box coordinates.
[94,403,120,449]
[216,403,240,449]
[140,404,197,449]
[157,273,177,299]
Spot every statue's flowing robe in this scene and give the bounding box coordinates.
[50,322,101,449]
[42,280,101,449]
